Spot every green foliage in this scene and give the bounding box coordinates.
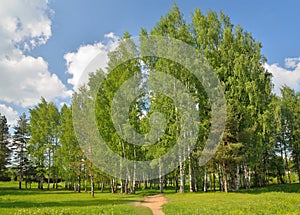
[29,98,61,189]
[11,113,30,189]
[59,104,84,190]
[1,4,300,199]
[0,113,10,177]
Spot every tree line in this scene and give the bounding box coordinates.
[0,5,299,195]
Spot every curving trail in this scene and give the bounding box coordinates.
[135,194,167,215]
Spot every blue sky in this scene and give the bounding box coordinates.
[0,0,300,126]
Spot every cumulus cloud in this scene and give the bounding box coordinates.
[0,0,52,56]
[284,57,300,69]
[65,33,119,90]
[264,58,300,95]
[0,104,18,126]
[0,55,71,107]
[0,0,71,108]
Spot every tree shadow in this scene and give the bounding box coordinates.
[0,187,75,196]
[238,183,300,194]
[0,197,137,209]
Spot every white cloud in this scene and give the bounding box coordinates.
[0,0,52,56]
[0,104,18,126]
[264,58,300,95]
[284,57,300,69]
[65,32,119,90]
[0,0,71,108]
[0,55,71,107]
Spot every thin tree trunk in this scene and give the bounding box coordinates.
[47,177,50,190]
[159,165,163,193]
[65,180,68,190]
[243,163,250,189]
[209,173,212,192]
[48,148,51,190]
[218,163,223,191]
[131,147,136,194]
[19,156,23,189]
[179,156,184,193]
[213,173,216,192]
[40,176,44,190]
[90,160,94,197]
[203,168,207,192]
[120,179,124,194]
[77,175,81,193]
[125,177,128,194]
[175,178,178,192]
[100,182,104,192]
[111,178,115,193]
[144,177,148,189]
[235,164,240,191]
[188,145,193,192]
[222,160,228,193]
[194,172,198,192]
[19,174,22,189]
[284,144,291,183]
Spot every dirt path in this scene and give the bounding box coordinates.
[134,194,168,215]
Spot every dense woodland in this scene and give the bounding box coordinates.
[0,5,300,196]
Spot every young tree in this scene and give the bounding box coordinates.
[0,114,10,178]
[29,98,60,190]
[12,113,30,189]
[59,104,84,191]
[278,86,300,182]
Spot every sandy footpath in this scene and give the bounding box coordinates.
[134,194,168,215]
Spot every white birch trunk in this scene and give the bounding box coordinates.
[235,164,240,191]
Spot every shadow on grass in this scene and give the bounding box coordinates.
[0,187,76,196]
[0,197,138,209]
[136,183,300,196]
[136,187,182,196]
[239,183,300,194]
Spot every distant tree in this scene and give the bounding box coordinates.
[12,113,30,189]
[0,113,10,178]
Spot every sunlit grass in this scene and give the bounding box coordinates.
[163,184,300,215]
[0,182,151,215]
[1,182,300,215]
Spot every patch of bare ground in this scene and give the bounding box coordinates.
[134,194,167,215]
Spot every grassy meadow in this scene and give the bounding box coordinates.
[163,190,300,215]
[0,181,299,214]
[0,182,151,215]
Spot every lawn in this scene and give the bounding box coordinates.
[163,184,300,215]
[0,182,299,215]
[0,182,151,215]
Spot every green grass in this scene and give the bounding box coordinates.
[163,184,300,215]
[1,182,300,215]
[0,182,151,215]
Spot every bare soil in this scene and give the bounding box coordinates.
[134,194,167,215]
